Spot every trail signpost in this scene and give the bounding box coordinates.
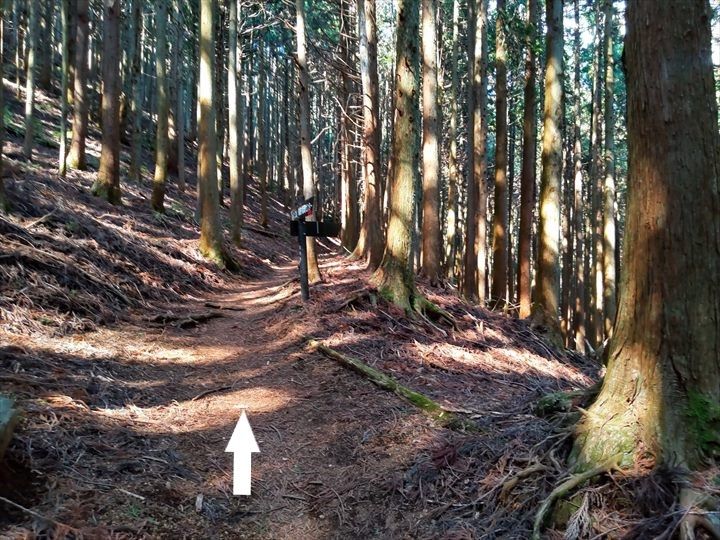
[290,197,340,301]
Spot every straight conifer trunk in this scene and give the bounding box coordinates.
[228,0,242,245]
[93,0,122,205]
[534,0,563,338]
[67,0,89,170]
[353,0,383,269]
[517,0,538,318]
[574,0,720,472]
[22,0,37,160]
[152,0,169,213]
[371,0,420,311]
[443,0,460,279]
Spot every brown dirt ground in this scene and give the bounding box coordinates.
[2,80,675,540]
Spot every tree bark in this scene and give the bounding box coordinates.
[22,0,37,160]
[152,0,169,213]
[198,0,225,265]
[573,0,720,472]
[517,0,538,318]
[534,0,563,341]
[295,0,321,283]
[128,0,143,183]
[59,0,69,177]
[67,0,89,170]
[353,0,384,269]
[228,0,242,244]
[370,0,420,311]
[93,0,122,205]
[491,0,508,305]
[420,0,441,285]
[601,0,617,339]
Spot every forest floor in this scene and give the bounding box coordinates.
[0,84,675,540]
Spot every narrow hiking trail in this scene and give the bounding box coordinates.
[2,250,601,539]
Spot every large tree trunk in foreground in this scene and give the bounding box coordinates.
[370,0,420,312]
[443,0,460,280]
[92,0,122,205]
[517,0,538,318]
[296,0,321,283]
[573,0,720,472]
[67,0,89,170]
[534,0,563,342]
[198,0,225,265]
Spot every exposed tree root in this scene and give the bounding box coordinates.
[674,488,720,540]
[412,295,457,329]
[532,458,618,540]
[307,339,476,432]
[500,463,548,500]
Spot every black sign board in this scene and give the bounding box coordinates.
[290,197,340,301]
[290,221,341,238]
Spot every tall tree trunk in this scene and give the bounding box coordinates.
[198,0,225,264]
[22,0,37,160]
[59,0,69,177]
[464,0,489,303]
[67,0,89,170]
[38,0,52,91]
[572,0,586,353]
[215,5,225,203]
[257,42,268,228]
[128,0,143,183]
[420,0,441,284]
[296,0,321,283]
[602,0,617,339]
[517,0,538,318]
[573,0,720,474]
[534,0,563,342]
[443,0,460,280]
[152,0,169,213]
[491,0,508,305]
[174,3,185,192]
[371,0,420,311]
[228,0,242,244]
[353,0,383,269]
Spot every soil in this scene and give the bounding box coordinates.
[0,82,646,540]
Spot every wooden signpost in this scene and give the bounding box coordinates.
[290,198,340,301]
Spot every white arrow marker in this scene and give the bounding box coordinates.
[225,410,260,496]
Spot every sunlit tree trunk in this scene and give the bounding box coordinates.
[491,0,508,305]
[572,0,586,353]
[198,0,225,264]
[152,0,169,212]
[92,0,122,205]
[443,0,460,280]
[420,0,440,285]
[228,0,242,244]
[296,0,321,283]
[534,0,563,341]
[59,0,69,177]
[574,0,720,473]
[371,0,420,311]
[353,0,384,269]
[22,0,37,160]
[67,0,89,170]
[602,0,617,339]
[517,0,538,318]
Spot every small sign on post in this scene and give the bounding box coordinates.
[289,197,340,301]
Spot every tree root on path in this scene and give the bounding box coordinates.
[532,458,618,540]
[307,339,476,432]
[669,488,720,540]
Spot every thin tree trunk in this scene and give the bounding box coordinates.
[572,0,585,353]
[152,0,169,212]
[258,43,268,228]
[93,0,122,205]
[296,0,321,283]
[67,0,89,170]
[535,0,563,342]
[491,0,508,305]
[353,0,384,269]
[420,0,441,285]
[22,0,37,160]
[443,0,460,280]
[175,3,185,192]
[228,0,242,244]
[128,0,143,183]
[198,0,225,264]
[38,0,51,91]
[602,0,617,339]
[59,0,69,177]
